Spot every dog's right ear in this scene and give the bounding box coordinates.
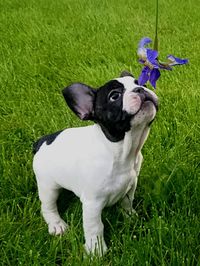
[62,83,96,120]
[120,70,134,78]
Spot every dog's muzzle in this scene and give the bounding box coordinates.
[133,87,158,111]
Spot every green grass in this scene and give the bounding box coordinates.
[0,0,200,265]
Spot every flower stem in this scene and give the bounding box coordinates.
[153,0,159,51]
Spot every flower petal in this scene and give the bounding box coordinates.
[138,66,150,86]
[139,59,146,64]
[146,48,159,67]
[158,61,172,70]
[138,37,152,48]
[137,37,152,59]
[167,55,189,66]
[149,69,161,88]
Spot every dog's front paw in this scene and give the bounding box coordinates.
[121,207,138,218]
[48,219,68,235]
[84,239,107,257]
[127,208,138,217]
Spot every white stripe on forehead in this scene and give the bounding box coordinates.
[115,76,138,91]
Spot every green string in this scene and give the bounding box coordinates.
[153,0,159,51]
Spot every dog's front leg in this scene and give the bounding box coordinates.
[121,152,143,215]
[120,178,138,215]
[82,200,107,256]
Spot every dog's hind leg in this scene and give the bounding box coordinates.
[37,180,68,235]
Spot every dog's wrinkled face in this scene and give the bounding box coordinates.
[63,72,158,142]
[117,76,158,127]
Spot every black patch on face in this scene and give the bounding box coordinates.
[33,130,63,154]
[93,80,132,142]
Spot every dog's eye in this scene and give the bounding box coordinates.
[108,91,122,102]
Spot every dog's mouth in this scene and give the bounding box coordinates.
[142,91,158,111]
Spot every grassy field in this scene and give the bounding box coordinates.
[0,0,200,265]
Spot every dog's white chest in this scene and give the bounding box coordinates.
[34,125,139,207]
[102,163,136,206]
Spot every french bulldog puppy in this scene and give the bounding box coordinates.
[33,71,158,256]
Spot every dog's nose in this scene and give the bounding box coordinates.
[133,87,144,94]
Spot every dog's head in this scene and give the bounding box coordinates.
[63,71,158,142]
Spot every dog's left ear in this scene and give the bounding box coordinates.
[62,83,96,120]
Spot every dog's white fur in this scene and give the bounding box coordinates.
[33,76,157,256]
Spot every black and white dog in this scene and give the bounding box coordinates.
[33,72,158,256]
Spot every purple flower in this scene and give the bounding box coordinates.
[137,37,188,89]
